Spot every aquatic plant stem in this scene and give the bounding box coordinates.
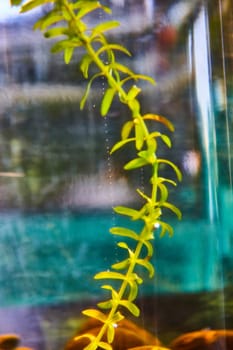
[87,239,146,350]
[17,1,181,349]
[60,4,161,349]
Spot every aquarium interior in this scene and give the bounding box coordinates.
[0,0,233,349]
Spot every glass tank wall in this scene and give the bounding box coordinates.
[0,0,232,349]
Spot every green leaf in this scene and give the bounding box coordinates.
[142,114,174,132]
[110,138,135,154]
[157,221,174,237]
[130,272,143,285]
[70,1,111,15]
[146,137,157,153]
[82,309,107,323]
[44,27,68,38]
[61,6,72,21]
[136,259,154,278]
[136,188,151,204]
[157,182,168,203]
[111,62,134,76]
[51,39,83,53]
[77,2,102,18]
[138,149,156,163]
[128,99,141,116]
[135,122,145,150]
[101,88,116,116]
[76,19,87,33]
[112,69,121,84]
[73,333,96,344]
[127,281,138,301]
[134,74,155,85]
[121,121,134,140]
[97,300,113,310]
[100,286,119,305]
[117,242,133,256]
[34,13,64,31]
[64,47,74,64]
[20,0,50,13]
[150,208,162,223]
[111,259,130,270]
[80,73,102,110]
[140,227,155,240]
[98,342,113,350]
[149,132,172,148]
[151,176,177,187]
[157,159,182,181]
[100,5,112,15]
[124,157,148,170]
[101,285,119,301]
[107,324,115,344]
[119,300,140,317]
[71,0,99,9]
[80,54,93,78]
[127,85,141,100]
[113,206,142,219]
[111,311,124,323]
[94,271,126,281]
[161,178,177,186]
[96,44,131,58]
[110,227,139,241]
[93,21,120,34]
[162,202,182,220]
[160,134,172,147]
[101,284,115,292]
[142,240,154,257]
[84,339,113,350]
[117,241,129,249]
[120,74,155,88]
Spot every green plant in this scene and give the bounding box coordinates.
[12,1,182,349]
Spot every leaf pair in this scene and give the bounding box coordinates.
[97,285,140,317]
[112,241,154,278]
[82,308,124,346]
[95,270,142,311]
[110,226,154,259]
[128,146,158,170]
[73,332,112,350]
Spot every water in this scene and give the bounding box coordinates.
[0,0,233,349]
[0,211,231,307]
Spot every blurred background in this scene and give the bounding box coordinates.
[0,0,233,349]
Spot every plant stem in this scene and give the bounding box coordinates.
[60,2,164,349]
[87,238,146,350]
